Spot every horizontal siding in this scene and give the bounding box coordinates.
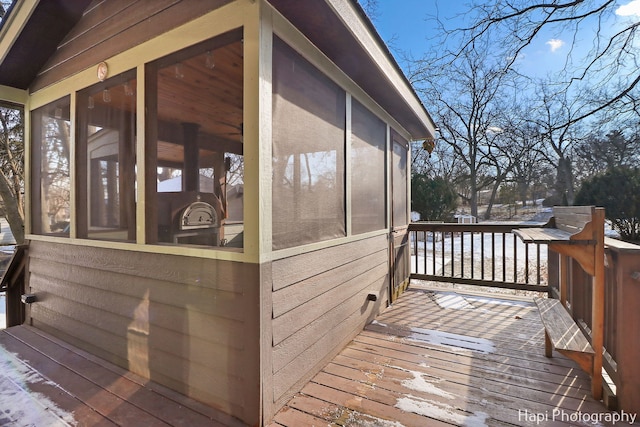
[272,259,387,346]
[270,235,389,405]
[32,0,232,92]
[26,241,260,424]
[272,234,387,290]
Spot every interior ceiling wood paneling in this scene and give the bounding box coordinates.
[84,41,244,165]
[156,41,244,140]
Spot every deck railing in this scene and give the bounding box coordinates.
[408,220,640,413]
[548,238,640,412]
[408,222,548,293]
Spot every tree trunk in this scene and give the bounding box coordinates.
[483,179,501,220]
[0,174,23,244]
[555,157,575,205]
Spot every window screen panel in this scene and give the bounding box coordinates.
[77,70,137,241]
[392,131,408,226]
[146,30,244,248]
[272,37,346,250]
[31,97,71,236]
[351,99,386,234]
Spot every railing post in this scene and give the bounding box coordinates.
[610,240,640,413]
[590,208,605,401]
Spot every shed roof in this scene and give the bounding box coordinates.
[0,0,435,140]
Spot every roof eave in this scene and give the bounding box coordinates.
[328,0,436,139]
[268,0,436,140]
[0,0,38,68]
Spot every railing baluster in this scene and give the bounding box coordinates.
[461,231,465,278]
[513,233,518,283]
[502,232,506,282]
[432,231,436,275]
[451,231,455,276]
[470,230,475,279]
[525,242,530,284]
[491,232,496,281]
[441,231,445,278]
[416,231,420,274]
[481,231,485,280]
[537,243,541,285]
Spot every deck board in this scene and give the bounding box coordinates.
[0,325,244,427]
[276,286,630,426]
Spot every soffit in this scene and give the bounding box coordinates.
[0,0,92,89]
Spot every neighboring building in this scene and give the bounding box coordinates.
[0,1,435,425]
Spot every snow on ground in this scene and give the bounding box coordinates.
[411,230,549,295]
[412,231,548,276]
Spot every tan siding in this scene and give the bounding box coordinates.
[272,233,387,290]
[270,235,389,405]
[272,259,387,345]
[31,0,233,92]
[26,240,260,425]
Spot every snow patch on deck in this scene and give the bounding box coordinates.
[464,294,532,307]
[0,349,76,426]
[400,370,454,399]
[396,394,489,426]
[345,411,407,427]
[406,326,496,354]
[430,292,475,310]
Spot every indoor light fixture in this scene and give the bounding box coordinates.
[88,96,95,109]
[175,63,184,79]
[205,51,215,69]
[103,88,111,103]
[124,81,134,96]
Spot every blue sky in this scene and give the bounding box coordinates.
[372,0,640,77]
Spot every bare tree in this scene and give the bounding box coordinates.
[357,0,380,21]
[527,82,585,205]
[409,33,518,218]
[0,104,24,243]
[456,0,640,129]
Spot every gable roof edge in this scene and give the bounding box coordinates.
[328,0,436,140]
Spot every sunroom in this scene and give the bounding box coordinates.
[0,0,435,425]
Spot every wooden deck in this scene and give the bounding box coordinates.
[271,286,633,427]
[0,325,246,427]
[0,287,634,426]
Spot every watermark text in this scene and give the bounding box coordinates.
[518,409,637,425]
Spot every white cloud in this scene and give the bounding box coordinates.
[616,0,640,16]
[546,38,565,52]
